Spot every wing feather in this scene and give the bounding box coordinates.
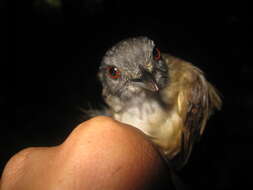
[177,65,222,168]
[163,54,222,169]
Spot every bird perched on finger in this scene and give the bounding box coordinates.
[88,36,222,169]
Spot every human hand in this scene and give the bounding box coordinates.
[1,116,172,190]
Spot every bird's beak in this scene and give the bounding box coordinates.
[131,70,159,92]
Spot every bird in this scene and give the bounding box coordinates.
[88,36,222,169]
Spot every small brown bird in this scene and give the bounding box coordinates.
[90,36,221,169]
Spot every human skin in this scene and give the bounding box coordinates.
[0,116,172,190]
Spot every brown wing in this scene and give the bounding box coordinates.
[173,60,222,169]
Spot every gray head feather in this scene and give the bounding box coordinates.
[98,36,168,102]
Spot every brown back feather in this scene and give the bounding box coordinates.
[164,54,222,169]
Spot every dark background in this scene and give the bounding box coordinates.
[9,0,253,189]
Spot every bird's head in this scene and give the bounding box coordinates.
[98,36,168,100]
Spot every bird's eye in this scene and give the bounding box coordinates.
[107,66,121,79]
[153,48,161,60]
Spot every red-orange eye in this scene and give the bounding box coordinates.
[107,66,121,79]
[153,48,161,60]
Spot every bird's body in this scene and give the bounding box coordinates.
[92,37,221,168]
[112,55,184,158]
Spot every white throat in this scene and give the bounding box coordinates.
[112,92,165,134]
[111,91,182,157]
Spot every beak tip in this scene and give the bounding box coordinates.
[131,70,160,92]
[153,84,160,92]
[146,82,159,92]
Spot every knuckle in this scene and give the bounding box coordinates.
[1,147,35,187]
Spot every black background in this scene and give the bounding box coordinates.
[9,0,253,189]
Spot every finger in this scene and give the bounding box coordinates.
[1,116,172,190]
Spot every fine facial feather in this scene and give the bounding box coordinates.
[88,37,222,169]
